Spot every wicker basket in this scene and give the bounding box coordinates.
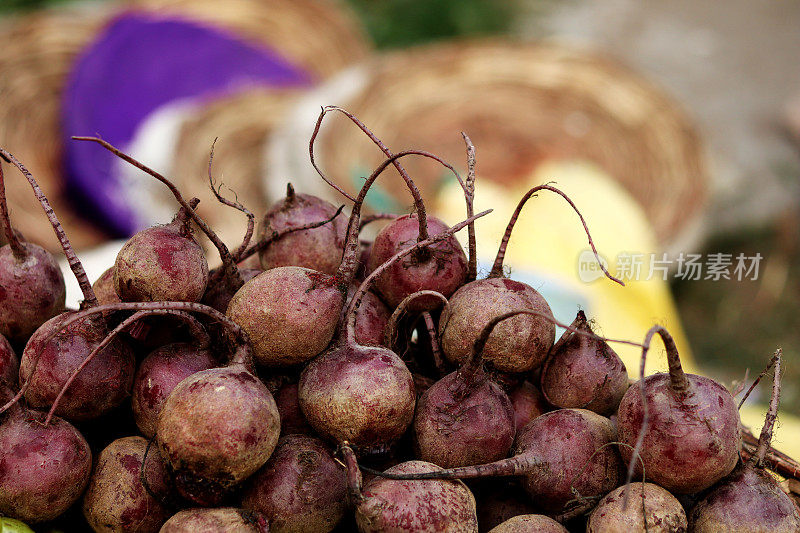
[287,40,708,247]
[0,0,369,253]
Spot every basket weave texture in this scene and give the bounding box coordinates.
[317,40,708,245]
[0,0,369,252]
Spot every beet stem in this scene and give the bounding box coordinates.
[422,311,447,378]
[72,136,243,288]
[738,349,781,409]
[310,106,432,241]
[754,349,782,468]
[489,184,623,286]
[384,290,449,351]
[345,209,492,347]
[0,148,98,306]
[335,149,473,287]
[461,132,478,283]
[43,308,207,425]
[359,452,540,480]
[0,160,25,259]
[359,212,398,231]
[207,139,255,263]
[339,442,364,505]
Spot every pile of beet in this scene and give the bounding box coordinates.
[0,108,798,533]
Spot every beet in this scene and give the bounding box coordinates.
[132,314,217,438]
[0,402,92,523]
[114,200,209,302]
[439,185,620,374]
[508,381,549,438]
[228,149,461,368]
[156,341,281,505]
[364,408,622,515]
[341,446,479,533]
[488,515,568,532]
[341,283,391,347]
[81,436,172,533]
[367,213,468,310]
[312,106,470,312]
[258,184,348,274]
[241,434,347,532]
[689,350,800,532]
[76,137,246,302]
[160,508,270,532]
[413,311,519,468]
[587,482,687,532]
[227,266,345,367]
[617,326,740,494]
[540,311,628,415]
[0,332,18,387]
[18,312,134,421]
[0,152,66,343]
[299,212,487,454]
[92,267,121,305]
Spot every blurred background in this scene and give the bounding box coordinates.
[0,0,798,433]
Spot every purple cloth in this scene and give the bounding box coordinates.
[63,13,311,235]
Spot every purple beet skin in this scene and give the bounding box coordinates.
[242,434,347,532]
[439,278,555,373]
[0,333,18,386]
[82,436,172,533]
[160,508,270,533]
[19,312,135,421]
[356,461,479,532]
[0,405,92,523]
[367,213,468,311]
[259,188,348,275]
[131,342,217,438]
[0,243,66,343]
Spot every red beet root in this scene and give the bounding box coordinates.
[19,312,135,421]
[489,515,568,532]
[81,436,172,533]
[0,333,18,387]
[0,402,92,523]
[0,153,66,343]
[367,213,468,311]
[689,349,800,532]
[540,311,628,416]
[440,185,620,374]
[617,326,741,494]
[241,434,347,532]
[132,315,217,438]
[341,446,479,533]
[414,311,520,469]
[273,381,312,435]
[258,184,348,274]
[114,200,209,303]
[160,508,270,532]
[509,381,549,438]
[587,482,687,532]
[92,267,121,305]
[156,343,281,505]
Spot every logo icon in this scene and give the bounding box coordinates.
[577,249,610,283]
